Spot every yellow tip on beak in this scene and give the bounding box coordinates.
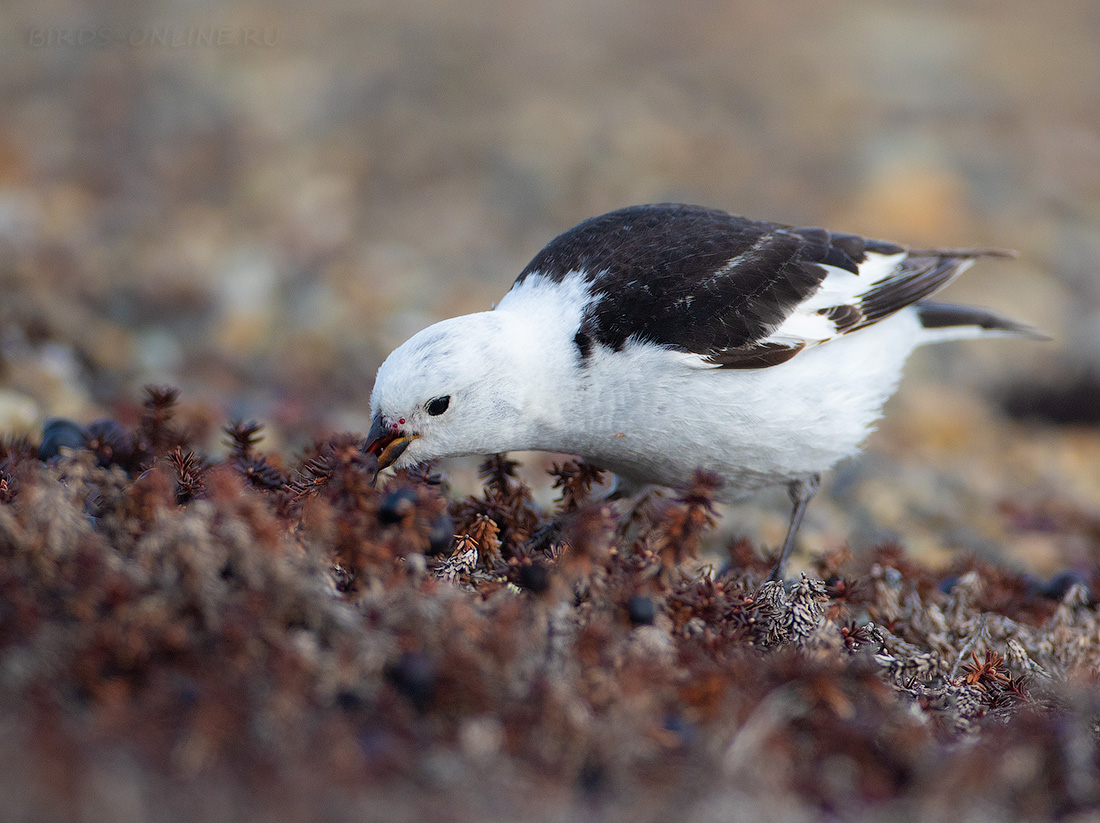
[363,415,418,478]
[377,434,415,472]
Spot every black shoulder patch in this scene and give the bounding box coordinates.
[515,204,886,363]
[512,204,972,366]
[516,204,774,288]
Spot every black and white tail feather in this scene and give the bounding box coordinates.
[916,299,1048,343]
[755,246,1048,360]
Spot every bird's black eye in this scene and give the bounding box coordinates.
[426,395,450,416]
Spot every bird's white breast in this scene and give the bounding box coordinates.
[532,308,925,501]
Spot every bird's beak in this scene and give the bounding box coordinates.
[363,414,417,481]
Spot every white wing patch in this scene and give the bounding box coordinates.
[765,251,908,346]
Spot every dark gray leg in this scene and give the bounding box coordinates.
[604,474,648,502]
[767,473,821,581]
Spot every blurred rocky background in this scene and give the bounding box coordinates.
[1,0,1098,567]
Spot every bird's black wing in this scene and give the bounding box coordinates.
[514,203,934,368]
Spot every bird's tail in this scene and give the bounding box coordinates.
[915,301,1051,343]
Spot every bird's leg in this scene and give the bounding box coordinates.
[604,474,649,502]
[527,518,566,559]
[530,473,636,558]
[767,473,821,582]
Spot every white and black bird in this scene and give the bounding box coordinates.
[365,204,1044,578]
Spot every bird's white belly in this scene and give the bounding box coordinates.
[545,311,923,501]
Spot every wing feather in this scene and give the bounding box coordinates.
[511,204,1012,369]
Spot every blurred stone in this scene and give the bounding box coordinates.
[0,389,38,434]
[458,717,503,764]
[1009,533,1064,575]
[846,161,975,245]
[1001,368,1100,426]
[85,322,136,372]
[134,328,184,376]
[6,345,90,420]
[214,250,280,355]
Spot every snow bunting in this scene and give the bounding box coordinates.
[366,204,1044,577]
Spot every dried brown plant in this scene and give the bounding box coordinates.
[0,387,1098,823]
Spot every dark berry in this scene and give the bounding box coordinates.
[335,690,366,711]
[39,418,86,460]
[938,576,959,594]
[84,419,131,467]
[518,562,551,593]
[627,595,656,626]
[577,757,608,797]
[426,512,455,556]
[663,712,695,746]
[378,487,417,524]
[1037,570,1090,601]
[385,651,435,712]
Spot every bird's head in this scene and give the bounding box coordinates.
[365,312,536,475]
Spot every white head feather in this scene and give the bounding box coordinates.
[368,273,591,470]
[369,312,542,468]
